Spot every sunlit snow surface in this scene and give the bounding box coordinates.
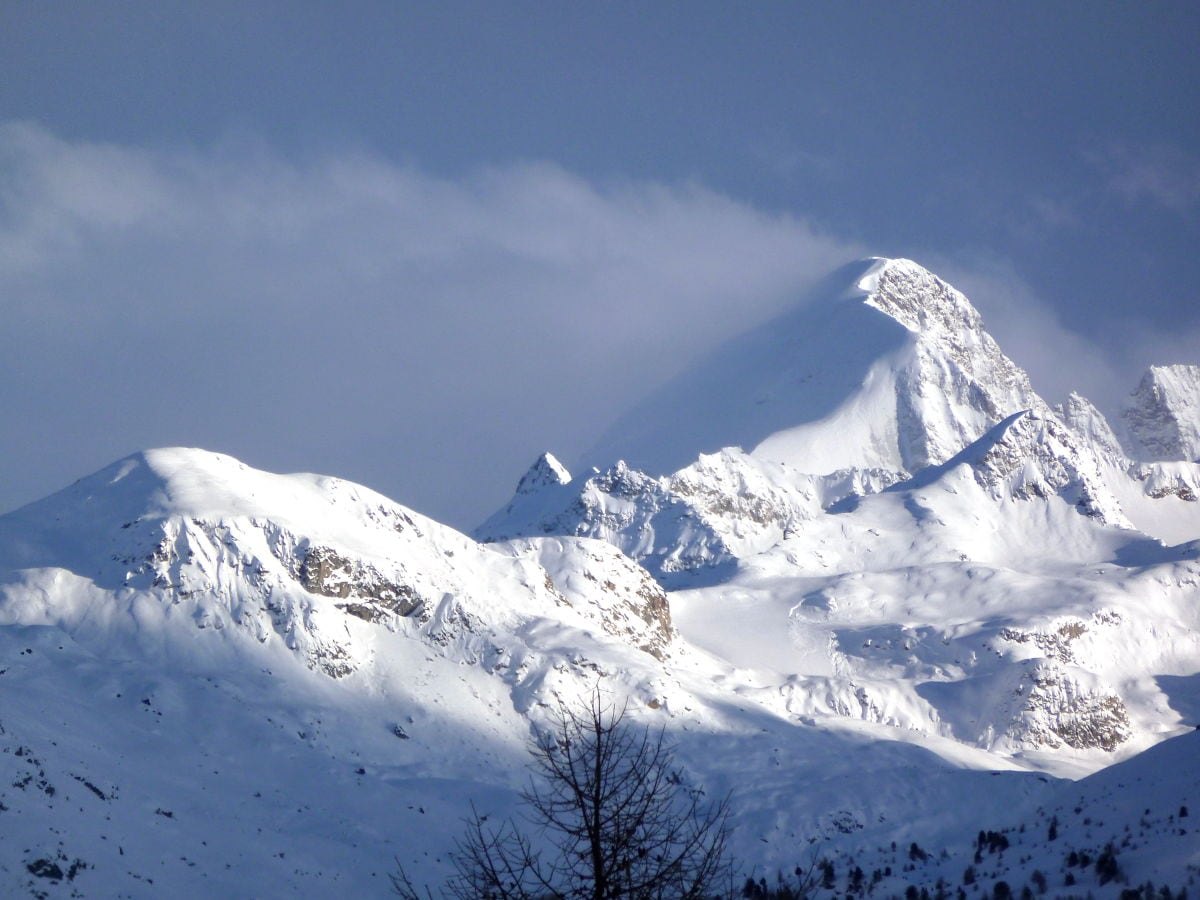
[3,259,1200,896]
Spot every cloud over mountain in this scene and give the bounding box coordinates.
[0,122,862,526]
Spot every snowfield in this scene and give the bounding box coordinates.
[2,259,1198,897]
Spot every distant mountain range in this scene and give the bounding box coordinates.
[2,259,1196,897]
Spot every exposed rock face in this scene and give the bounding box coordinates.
[667,449,820,538]
[1055,376,1200,543]
[299,546,425,621]
[124,518,372,679]
[1000,617,1098,666]
[530,459,742,585]
[1010,663,1131,752]
[1129,463,1200,502]
[502,536,675,660]
[1122,365,1200,462]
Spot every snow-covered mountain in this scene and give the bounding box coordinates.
[477,258,1186,579]
[2,259,1198,897]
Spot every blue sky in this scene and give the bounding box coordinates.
[2,2,1198,526]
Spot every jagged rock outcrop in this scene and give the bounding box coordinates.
[1008,663,1131,752]
[477,449,837,584]
[479,458,740,585]
[998,612,1122,666]
[297,546,426,621]
[1128,463,1200,503]
[1055,373,1200,543]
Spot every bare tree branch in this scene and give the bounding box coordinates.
[398,685,733,899]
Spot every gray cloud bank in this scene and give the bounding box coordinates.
[0,124,1191,527]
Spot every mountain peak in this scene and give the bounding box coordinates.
[1056,392,1125,459]
[1121,364,1200,462]
[579,257,1017,478]
[859,258,984,338]
[0,447,449,579]
[515,452,572,494]
[746,258,1041,476]
[20,446,383,525]
[473,451,577,542]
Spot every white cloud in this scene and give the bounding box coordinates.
[0,123,862,526]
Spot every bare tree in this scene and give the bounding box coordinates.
[395,687,733,899]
